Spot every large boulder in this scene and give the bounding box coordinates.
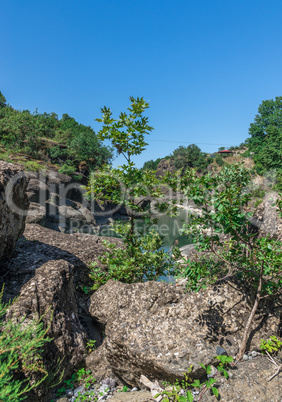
[0,161,29,260]
[1,223,122,401]
[6,259,87,400]
[88,280,279,387]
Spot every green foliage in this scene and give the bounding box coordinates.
[156,367,194,402]
[96,96,153,159]
[0,91,7,109]
[21,160,42,172]
[0,289,51,401]
[179,164,282,358]
[0,91,112,173]
[156,356,233,401]
[260,336,282,355]
[142,156,170,171]
[247,97,282,187]
[216,355,234,379]
[86,97,183,290]
[86,340,96,354]
[58,162,77,176]
[180,165,282,295]
[172,144,210,173]
[89,228,181,290]
[254,198,263,208]
[119,385,129,392]
[56,368,96,400]
[215,154,225,166]
[250,187,266,199]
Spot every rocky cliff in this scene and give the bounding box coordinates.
[0,161,29,260]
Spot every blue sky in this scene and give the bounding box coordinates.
[1,0,282,167]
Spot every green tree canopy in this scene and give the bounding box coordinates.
[0,91,7,108]
[248,96,282,151]
[172,144,209,172]
[0,91,113,174]
[247,97,282,189]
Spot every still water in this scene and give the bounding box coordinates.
[98,207,192,251]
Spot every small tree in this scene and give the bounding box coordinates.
[85,97,181,287]
[180,164,282,360]
[172,144,209,173]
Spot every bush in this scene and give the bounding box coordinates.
[215,154,224,166]
[250,187,266,199]
[22,161,42,172]
[0,289,51,401]
[58,163,77,176]
[180,165,282,360]
[89,228,181,290]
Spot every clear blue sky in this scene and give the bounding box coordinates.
[1,0,282,167]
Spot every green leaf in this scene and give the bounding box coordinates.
[186,391,194,402]
[212,387,219,397]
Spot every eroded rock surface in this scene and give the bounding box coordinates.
[88,280,280,388]
[0,161,29,260]
[1,223,121,401]
[251,191,282,241]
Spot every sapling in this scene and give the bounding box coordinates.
[180,165,282,360]
[85,97,182,287]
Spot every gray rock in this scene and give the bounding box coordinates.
[0,162,29,261]
[207,365,218,378]
[243,354,249,361]
[73,385,85,398]
[216,346,227,356]
[66,388,74,397]
[2,224,122,401]
[88,280,279,387]
[98,383,110,394]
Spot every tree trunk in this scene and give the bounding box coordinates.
[236,274,262,361]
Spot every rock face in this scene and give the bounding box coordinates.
[1,223,122,401]
[6,259,87,400]
[0,161,29,260]
[25,170,97,233]
[156,158,175,177]
[250,191,282,241]
[25,170,131,232]
[88,280,279,387]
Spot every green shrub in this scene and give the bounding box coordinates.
[22,160,42,172]
[0,289,51,401]
[180,165,282,360]
[58,163,77,176]
[89,228,181,290]
[250,187,266,199]
[215,154,224,166]
[260,336,282,355]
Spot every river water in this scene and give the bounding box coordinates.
[97,207,192,252]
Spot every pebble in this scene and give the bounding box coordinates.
[243,354,249,361]
[216,346,227,356]
[66,389,74,397]
[131,387,138,392]
[207,365,218,378]
[98,383,111,393]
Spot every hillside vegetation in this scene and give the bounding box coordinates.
[142,97,282,190]
[0,91,113,176]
